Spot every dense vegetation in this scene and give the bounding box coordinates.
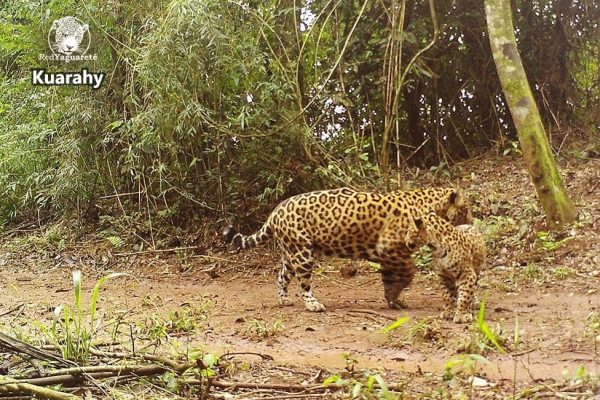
[1,0,598,231]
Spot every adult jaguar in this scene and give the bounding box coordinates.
[224,187,472,312]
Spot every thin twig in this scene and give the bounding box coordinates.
[113,246,200,257]
[221,352,274,361]
[243,394,329,400]
[346,309,398,321]
[0,303,25,318]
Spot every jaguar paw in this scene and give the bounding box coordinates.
[278,297,294,306]
[305,301,326,312]
[387,299,408,309]
[453,312,473,324]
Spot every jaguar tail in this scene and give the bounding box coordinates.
[223,222,273,249]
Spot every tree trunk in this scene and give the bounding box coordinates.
[484,0,578,229]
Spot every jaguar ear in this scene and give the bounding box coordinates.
[449,190,458,204]
[413,217,423,229]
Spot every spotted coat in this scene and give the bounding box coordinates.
[409,212,487,323]
[223,187,473,312]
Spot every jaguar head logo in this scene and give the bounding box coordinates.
[49,16,90,56]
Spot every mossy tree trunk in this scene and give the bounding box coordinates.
[484,0,578,229]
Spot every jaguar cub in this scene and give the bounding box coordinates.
[224,187,472,312]
[409,212,486,323]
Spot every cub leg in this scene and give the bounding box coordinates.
[380,259,415,309]
[287,247,325,312]
[277,256,295,306]
[438,274,457,320]
[453,269,478,323]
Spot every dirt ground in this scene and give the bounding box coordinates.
[1,156,599,398]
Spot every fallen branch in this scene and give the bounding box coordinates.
[243,394,329,400]
[0,304,25,318]
[88,348,192,372]
[221,352,274,361]
[187,379,406,393]
[15,364,174,387]
[346,309,398,321]
[43,363,177,377]
[0,333,76,367]
[113,246,200,257]
[0,381,81,400]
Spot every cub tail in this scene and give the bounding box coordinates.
[223,223,273,249]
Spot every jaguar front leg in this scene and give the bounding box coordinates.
[380,259,415,309]
[438,274,457,320]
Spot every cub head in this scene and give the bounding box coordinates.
[405,215,428,251]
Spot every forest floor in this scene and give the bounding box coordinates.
[1,155,600,399]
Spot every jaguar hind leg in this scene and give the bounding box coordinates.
[453,270,478,323]
[277,256,295,306]
[285,247,325,312]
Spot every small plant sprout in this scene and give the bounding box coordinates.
[323,368,399,399]
[553,267,575,280]
[459,297,508,355]
[475,298,506,354]
[188,350,220,379]
[39,271,127,362]
[503,140,522,156]
[513,318,522,349]
[444,354,490,381]
[535,231,574,251]
[245,318,284,338]
[105,235,125,248]
[585,313,600,353]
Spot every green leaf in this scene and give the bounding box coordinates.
[72,271,82,317]
[467,353,491,364]
[352,382,363,398]
[476,299,506,354]
[381,317,410,333]
[202,353,219,368]
[90,273,128,329]
[322,375,340,386]
[107,120,124,130]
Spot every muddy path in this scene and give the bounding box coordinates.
[1,252,598,384]
[1,156,599,397]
